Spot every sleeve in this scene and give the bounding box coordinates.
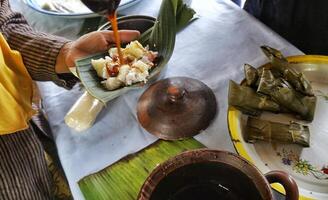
[0,0,77,88]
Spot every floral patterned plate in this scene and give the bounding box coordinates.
[228,55,328,200]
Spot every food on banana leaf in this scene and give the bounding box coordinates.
[257,69,316,121]
[228,80,281,115]
[91,40,158,90]
[246,117,310,147]
[229,46,316,122]
[76,0,195,103]
[261,46,313,96]
[230,46,316,146]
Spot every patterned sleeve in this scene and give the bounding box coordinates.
[0,0,77,88]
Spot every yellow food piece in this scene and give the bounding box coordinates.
[123,41,146,60]
[103,77,123,90]
[91,57,110,79]
[132,60,151,72]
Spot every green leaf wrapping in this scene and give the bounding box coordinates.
[76,0,196,103]
[244,63,259,87]
[257,69,317,121]
[260,45,314,96]
[246,117,310,147]
[228,80,281,115]
[78,139,204,200]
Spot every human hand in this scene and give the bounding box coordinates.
[55,30,140,73]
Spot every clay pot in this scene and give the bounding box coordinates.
[138,149,298,200]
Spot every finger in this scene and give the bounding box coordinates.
[99,30,140,43]
[118,30,140,43]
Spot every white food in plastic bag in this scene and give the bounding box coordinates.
[65,92,104,132]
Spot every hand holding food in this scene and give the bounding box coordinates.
[74,0,196,105]
[62,30,139,131]
[55,30,140,74]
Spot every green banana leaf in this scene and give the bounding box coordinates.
[246,117,310,147]
[260,45,313,96]
[228,80,281,115]
[76,0,196,103]
[244,63,259,87]
[78,139,204,200]
[257,69,317,121]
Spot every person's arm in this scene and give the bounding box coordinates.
[0,0,77,88]
[0,0,140,89]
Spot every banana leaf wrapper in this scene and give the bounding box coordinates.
[260,45,313,96]
[246,117,310,147]
[257,69,316,121]
[244,65,276,89]
[76,0,196,103]
[229,80,281,115]
[244,63,259,87]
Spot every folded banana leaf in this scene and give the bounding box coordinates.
[246,117,310,147]
[76,0,196,103]
[261,46,313,96]
[244,64,274,88]
[244,64,259,87]
[256,69,277,94]
[257,69,316,121]
[229,80,281,115]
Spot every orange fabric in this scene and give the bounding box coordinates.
[0,33,35,135]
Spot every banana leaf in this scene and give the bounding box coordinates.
[78,139,204,200]
[260,45,313,96]
[256,68,280,95]
[76,0,196,103]
[244,63,259,87]
[137,4,197,46]
[228,80,281,115]
[246,117,310,147]
[257,69,316,121]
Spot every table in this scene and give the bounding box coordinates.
[10,0,302,199]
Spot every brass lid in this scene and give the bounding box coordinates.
[137,77,217,140]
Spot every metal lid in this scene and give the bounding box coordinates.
[137,77,217,140]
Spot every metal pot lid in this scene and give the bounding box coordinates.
[137,77,217,140]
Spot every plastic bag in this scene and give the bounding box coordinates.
[65,91,104,132]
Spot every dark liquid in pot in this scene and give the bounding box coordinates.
[168,182,241,200]
[150,162,263,200]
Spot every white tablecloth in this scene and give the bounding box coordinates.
[10,0,302,199]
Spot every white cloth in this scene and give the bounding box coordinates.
[11,0,302,199]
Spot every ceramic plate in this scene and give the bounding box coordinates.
[25,0,142,18]
[228,55,328,200]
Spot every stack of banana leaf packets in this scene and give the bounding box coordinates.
[229,46,316,147]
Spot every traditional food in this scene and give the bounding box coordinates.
[91,40,158,90]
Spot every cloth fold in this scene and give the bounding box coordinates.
[0,33,35,135]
